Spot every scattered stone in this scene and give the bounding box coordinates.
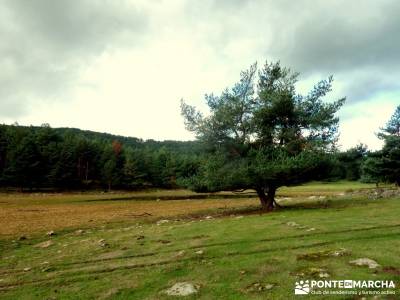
[157,219,169,225]
[23,267,31,272]
[176,250,186,257]
[293,267,330,278]
[306,228,316,232]
[164,282,199,296]
[235,216,244,219]
[98,239,109,247]
[75,229,85,235]
[297,248,350,261]
[157,239,171,244]
[330,248,350,257]
[195,250,204,255]
[308,196,317,199]
[319,272,330,278]
[286,221,300,227]
[41,266,55,272]
[205,216,213,220]
[239,270,246,275]
[349,258,380,269]
[33,240,53,248]
[245,282,275,292]
[47,230,56,236]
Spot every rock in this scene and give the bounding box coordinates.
[195,250,204,255]
[297,248,350,260]
[157,219,169,225]
[245,282,275,292]
[349,258,380,269]
[164,282,199,296]
[286,221,300,227]
[47,230,56,236]
[319,272,330,278]
[306,228,316,232]
[136,235,145,240]
[331,248,350,257]
[239,270,246,275]
[23,267,31,272]
[75,229,85,235]
[235,216,244,219]
[98,239,109,247]
[34,240,53,248]
[293,267,330,278]
[176,250,186,257]
[205,216,213,220]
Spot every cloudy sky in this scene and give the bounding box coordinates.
[1,0,399,150]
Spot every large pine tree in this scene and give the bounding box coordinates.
[181,61,345,210]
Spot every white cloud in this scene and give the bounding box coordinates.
[1,0,399,149]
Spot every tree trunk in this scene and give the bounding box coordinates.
[256,187,276,211]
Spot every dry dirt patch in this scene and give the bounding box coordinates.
[0,195,257,236]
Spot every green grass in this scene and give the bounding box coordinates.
[0,182,399,299]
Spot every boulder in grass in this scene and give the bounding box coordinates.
[164,282,199,296]
[349,258,380,269]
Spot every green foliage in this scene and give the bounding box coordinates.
[362,106,400,185]
[181,61,345,208]
[0,124,203,190]
[330,144,368,181]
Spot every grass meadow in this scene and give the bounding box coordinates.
[0,181,399,299]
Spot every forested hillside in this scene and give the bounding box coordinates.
[0,124,202,190]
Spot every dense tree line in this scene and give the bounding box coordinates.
[0,107,398,193]
[329,106,400,185]
[0,124,202,191]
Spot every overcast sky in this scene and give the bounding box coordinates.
[1,0,399,150]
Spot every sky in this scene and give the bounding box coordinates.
[0,0,399,150]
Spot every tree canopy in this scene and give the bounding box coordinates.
[181,61,345,210]
[362,105,400,185]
